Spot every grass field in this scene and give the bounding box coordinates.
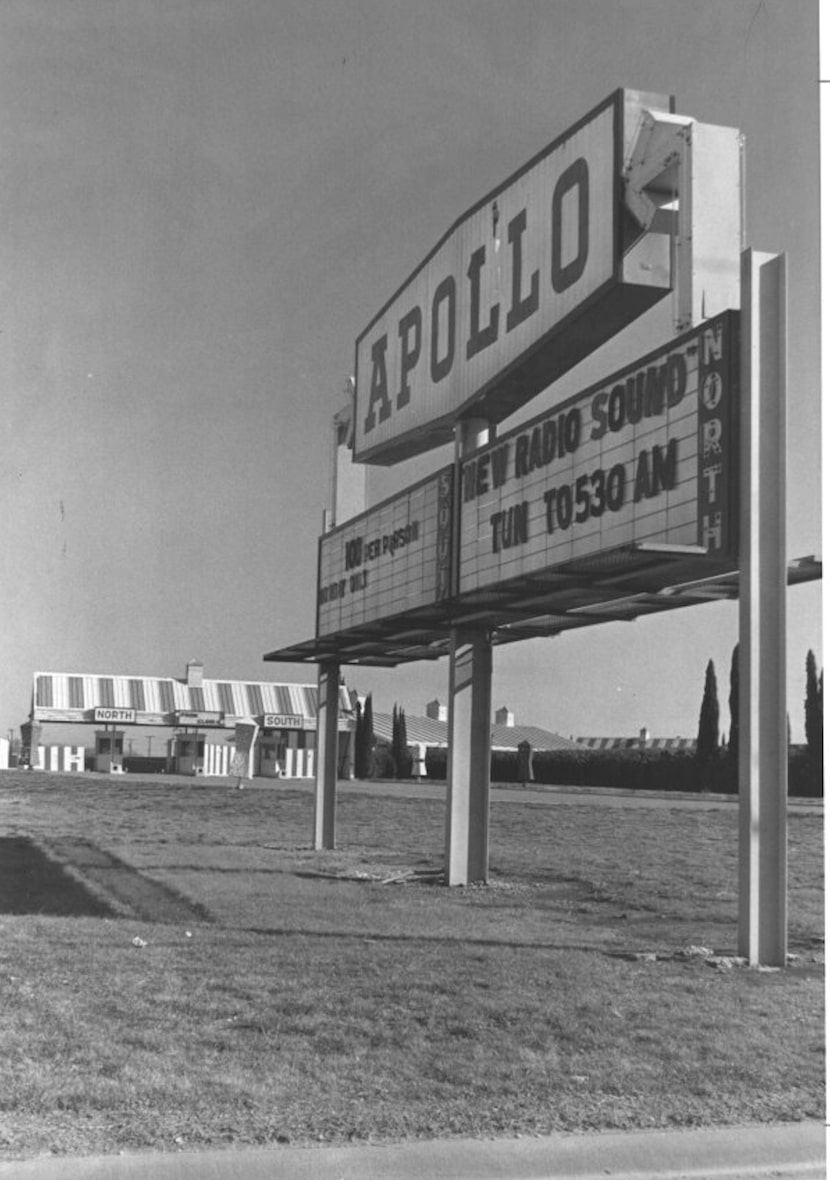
[0,772,824,1159]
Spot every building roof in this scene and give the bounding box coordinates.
[491,724,579,752]
[372,712,578,751]
[372,713,448,747]
[30,672,353,729]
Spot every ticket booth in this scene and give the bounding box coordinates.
[258,726,316,777]
[258,733,283,777]
[173,733,205,775]
[94,729,125,773]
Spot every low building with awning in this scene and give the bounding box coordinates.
[23,661,354,778]
[369,701,578,776]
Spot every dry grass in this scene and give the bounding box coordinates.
[0,772,823,1159]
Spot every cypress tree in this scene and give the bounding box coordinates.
[696,659,720,775]
[820,669,823,726]
[396,706,411,778]
[353,698,368,779]
[390,703,411,778]
[362,693,376,779]
[391,704,399,776]
[805,649,822,770]
[728,643,739,760]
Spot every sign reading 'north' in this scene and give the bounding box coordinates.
[93,707,135,723]
[458,312,738,595]
[353,89,673,465]
[317,466,453,636]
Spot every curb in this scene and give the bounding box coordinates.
[0,1122,825,1180]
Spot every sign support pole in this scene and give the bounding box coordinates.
[446,419,494,885]
[312,396,359,848]
[314,663,340,850]
[446,629,492,884]
[737,249,788,966]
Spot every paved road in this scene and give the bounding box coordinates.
[235,775,823,816]
[11,769,820,817]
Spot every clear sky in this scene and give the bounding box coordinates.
[1,0,821,743]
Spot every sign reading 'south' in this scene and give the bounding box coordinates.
[317,466,453,637]
[354,88,674,465]
[458,312,739,595]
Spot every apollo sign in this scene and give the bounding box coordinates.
[354,88,673,465]
[457,312,738,595]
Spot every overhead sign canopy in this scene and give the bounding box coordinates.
[354,88,676,465]
[267,553,822,668]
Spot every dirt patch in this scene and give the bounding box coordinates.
[0,837,115,917]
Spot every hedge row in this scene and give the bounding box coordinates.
[422,745,823,797]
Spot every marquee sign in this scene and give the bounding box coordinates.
[457,311,738,595]
[354,88,673,465]
[317,465,453,636]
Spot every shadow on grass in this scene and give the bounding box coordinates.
[239,923,639,955]
[0,836,212,924]
[0,837,115,917]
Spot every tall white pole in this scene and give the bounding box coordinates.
[737,249,788,966]
[314,663,340,850]
[446,418,494,885]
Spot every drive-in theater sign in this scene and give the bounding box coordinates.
[267,87,821,966]
[309,313,741,661]
[353,90,671,465]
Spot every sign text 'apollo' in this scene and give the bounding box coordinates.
[353,90,675,464]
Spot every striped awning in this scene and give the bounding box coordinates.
[31,673,353,729]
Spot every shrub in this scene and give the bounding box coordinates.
[420,744,819,797]
[425,747,447,781]
[371,741,396,780]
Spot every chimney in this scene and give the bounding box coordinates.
[494,706,514,727]
[639,726,650,746]
[186,660,204,689]
[426,699,447,722]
